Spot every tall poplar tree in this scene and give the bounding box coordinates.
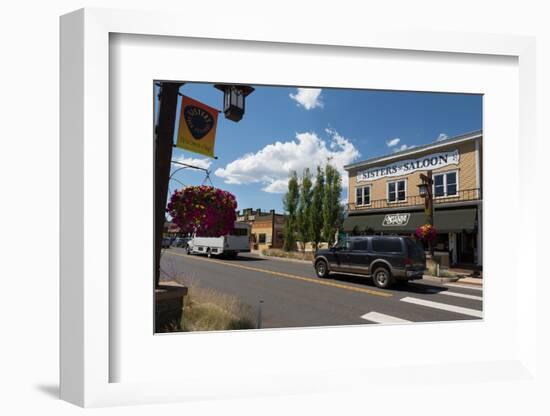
[310,166,325,249]
[296,168,313,250]
[322,163,343,246]
[283,171,299,251]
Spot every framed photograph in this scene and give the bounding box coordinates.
[60,8,537,408]
[154,81,484,334]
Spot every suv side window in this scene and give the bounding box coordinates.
[334,238,351,251]
[352,239,368,251]
[371,237,403,253]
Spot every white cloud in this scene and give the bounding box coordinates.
[172,155,212,170]
[215,129,360,193]
[393,144,415,153]
[289,88,323,110]
[436,133,449,141]
[262,179,290,194]
[386,137,401,147]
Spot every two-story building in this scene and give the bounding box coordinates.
[236,208,286,251]
[343,130,482,268]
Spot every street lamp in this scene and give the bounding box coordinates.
[417,182,430,198]
[214,84,255,122]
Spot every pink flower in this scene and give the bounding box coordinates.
[167,186,237,237]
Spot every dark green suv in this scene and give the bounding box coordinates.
[313,236,426,289]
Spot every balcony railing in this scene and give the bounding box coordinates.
[348,188,481,211]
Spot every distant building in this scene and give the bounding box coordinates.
[236,208,285,251]
[163,220,181,236]
[343,130,482,267]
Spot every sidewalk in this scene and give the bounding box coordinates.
[455,276,483,286]
[421,274,483,286]
[448,268,483,286]
[252,252,483,287]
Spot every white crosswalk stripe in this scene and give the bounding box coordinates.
[400,296,483,318]
[439,291,483,301]
[360,312,412,324]
[444,283,483,292]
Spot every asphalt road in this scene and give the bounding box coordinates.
[160,248,483,329]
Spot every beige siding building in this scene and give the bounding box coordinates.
[343,131,482,267]
[236,208,285,251]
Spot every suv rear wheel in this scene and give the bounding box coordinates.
[372,266,392,289]
[315,260,330,278]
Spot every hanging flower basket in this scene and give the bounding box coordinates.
[167,185,237,237]
[415,224,437,242]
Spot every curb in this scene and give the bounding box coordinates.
[422,275,460,283]
[455,278,483,287]
[250,253,313,265]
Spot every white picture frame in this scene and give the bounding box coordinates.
[60,8,538,408]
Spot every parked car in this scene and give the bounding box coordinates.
[172,236,191,248]
[313,236,426,289]
[161,237,172,249]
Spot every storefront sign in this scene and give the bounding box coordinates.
[357,149,459,182]
[382,213,410,226]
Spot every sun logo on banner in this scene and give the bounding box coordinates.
[183,105,214,140]
[176,95,219,158]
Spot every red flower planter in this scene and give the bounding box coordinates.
[415,224,437,242]
[167,186,237,237]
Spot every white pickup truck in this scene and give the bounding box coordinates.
[186,222,251,258]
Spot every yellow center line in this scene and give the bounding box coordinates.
[165,251,392,298]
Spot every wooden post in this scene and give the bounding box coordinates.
[155,82,183,288]
[426,171,434,258]
[420,171,434,258]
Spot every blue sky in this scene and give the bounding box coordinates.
[155,83,482,213]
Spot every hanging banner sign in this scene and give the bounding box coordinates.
[357,149,460,182]
[176,95,219,158]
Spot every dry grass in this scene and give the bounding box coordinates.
[261,248,315,262]
[181,283,256,332]
[159,255,256,332]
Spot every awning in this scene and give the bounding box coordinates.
[434,208,477,233]
[343,207,477,234]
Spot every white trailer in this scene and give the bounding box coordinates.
[186,222,251,258]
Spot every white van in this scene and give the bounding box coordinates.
[186,222,251,258]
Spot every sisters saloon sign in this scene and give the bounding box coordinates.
[357,149,460,182]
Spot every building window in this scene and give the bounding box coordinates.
[388,179,406,202]
[355,185,371,206]
[434,171,458,197]
[258,233,266,244]
[230,227,249,236]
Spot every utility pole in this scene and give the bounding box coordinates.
[155,82,183,288]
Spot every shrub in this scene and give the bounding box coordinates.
[261,248,315,262]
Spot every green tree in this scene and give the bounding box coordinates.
[322,163,343,246]
[310,166,325,249]
[296,168,313,251]
[283,171,299,251]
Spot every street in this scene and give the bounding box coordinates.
[160,248,483,329]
